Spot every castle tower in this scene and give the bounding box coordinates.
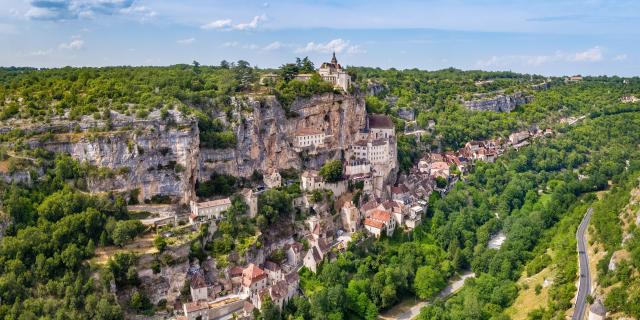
[331,52,338,64]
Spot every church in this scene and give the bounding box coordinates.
[318,52,352,92]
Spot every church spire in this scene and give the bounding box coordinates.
[331,52,337,64]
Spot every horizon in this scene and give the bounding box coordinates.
[2,0,639,76]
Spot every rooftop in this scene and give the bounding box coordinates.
[368,114,395,129]
[364,218,385,229]
[295,127,323,136]
[196,198,231,209]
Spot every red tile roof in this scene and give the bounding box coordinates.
[242,264,267,286]
[370,209,392,223]
[364,218,384,229]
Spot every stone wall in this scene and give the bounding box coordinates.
[463,92,532,112]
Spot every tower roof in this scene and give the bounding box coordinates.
[331,52,337,64]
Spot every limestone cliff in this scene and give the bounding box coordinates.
[463,91,532,112]
[21,110,199,203]
[199,92,367,179]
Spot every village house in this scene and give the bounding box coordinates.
[318,52,352,92]
[301,170,325,191]
[241,264,269,307]
[364,209,395,237]
[262,261,284,282]
[390,184,411,204]
[294,127,325,150]
[303,246,323,273]
[285,242,304,267]
[405,205,424,230]
[189,272,208,302]
[182,301,209,320]
[430,161,450,180]
[189,198,232,224]
[382,200,404,227]
[340,201,361,232]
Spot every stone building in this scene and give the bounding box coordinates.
[294,128,325,150]
[341,201,361,232]
[189,198,232,224]
[318,52,351,92]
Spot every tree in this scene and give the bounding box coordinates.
[153,235,167,252]
[414,266,446,299]
[435,176,448,189]
[319,160,343,182]
[111,220,145,247]
[280,63,299,82]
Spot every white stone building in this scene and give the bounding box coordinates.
[294,128,325,149]
[318,52,351,92]
[189,198,232,224]
[301,170,325,191]
[364,209,395,237]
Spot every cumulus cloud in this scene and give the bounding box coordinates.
[201,19,232,30]
[568,46,603,62]
[59,38,84,50]
[25,0,138,21]
[201,15,266,31]
[177,38,195,45]
[295,38,362,54]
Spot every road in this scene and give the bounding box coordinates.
[379,271,475,320]
[572,207,593,320]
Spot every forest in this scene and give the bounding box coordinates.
[1,63,640,320]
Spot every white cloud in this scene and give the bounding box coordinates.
[201,19,232,30]
[263,41,282,51]
[25,0,139,21]
[59,39,84,50]
[201,14,266,31]
[177,38,195,45]
[233,15,265,30]
[295,38,360,54]
[29,49,53,56]
[613,53,628,61]
[242,43,259,50]
[120,5,157,21]
[221,41,239,48]
[568,46,603,62]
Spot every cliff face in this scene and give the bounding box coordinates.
[199,92,367,179]
[6,92,370,203]
[463,92,532,112]
[26,110,199,203]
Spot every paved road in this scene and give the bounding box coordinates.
[379,271,475,320]
[572,207,593,320]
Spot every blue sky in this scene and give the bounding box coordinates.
[1,0,639,76]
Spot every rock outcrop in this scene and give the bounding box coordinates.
[199,92,367,180]
[24,110,199,203]
[463,92,532,112]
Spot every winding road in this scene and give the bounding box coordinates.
[572,207,593,320]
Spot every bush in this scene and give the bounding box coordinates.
[319,160,343,182]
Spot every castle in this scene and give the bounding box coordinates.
[318,52,352,92]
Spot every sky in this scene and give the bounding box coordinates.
[1,0,639,76]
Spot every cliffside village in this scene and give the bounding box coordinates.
[171,55,555,320]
